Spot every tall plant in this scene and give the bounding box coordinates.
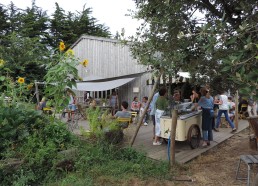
[44,42,87,115]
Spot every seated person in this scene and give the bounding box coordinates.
[90,99,97,109]
[112,101,131,129]
[37,97,47,110]
[131,96,141,114]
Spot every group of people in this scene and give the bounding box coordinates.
[109,87,169,146]
[109,90,150,126]
[148,86,245,147]
[38,87,257,148]
[197,88,237,147]
[37,90,77,122]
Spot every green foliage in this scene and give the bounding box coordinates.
[86,107,121,140]
[50,3,111,49]
[0,1,111,83]
[131,0,258,96]
[0,101,173,185]
[0,101,77,185]
[74,143,171,181]
[0,32,49,82]
[44,45,80,115]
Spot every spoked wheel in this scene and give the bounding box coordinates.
[187,124,201,149]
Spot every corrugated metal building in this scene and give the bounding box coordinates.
[71,35,153,105]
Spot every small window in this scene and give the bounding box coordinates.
[103,91,106,98]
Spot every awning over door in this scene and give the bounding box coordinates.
[72,77,135,91]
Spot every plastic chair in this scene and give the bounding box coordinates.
[117,117,132,129]
[43,107,53,115]
[130,111,138,123]
[117,117,131,124]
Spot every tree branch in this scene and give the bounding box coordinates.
[234,55,256,66]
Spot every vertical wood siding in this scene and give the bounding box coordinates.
[71,35,153,106]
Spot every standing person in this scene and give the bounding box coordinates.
[67,91,76,122]
[109,91,119,116]
[198,87,214,147]
[214,90,237,133]
[190,89,200,111]
[131,96,141,114]
[228,96,236,122]
[247,96,257,117]
[153,88,168,145]
[149,91,160,139]
[140,96,149,126]
[190,89,200,103]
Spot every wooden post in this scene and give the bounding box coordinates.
[129,70,163,147]
[35,81,40,105]
[235,90,239,130]
[170,109,178,167]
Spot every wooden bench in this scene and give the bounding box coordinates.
[236,155,258,185]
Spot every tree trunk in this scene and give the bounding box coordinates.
[235,90,239,130]
[35,81,40,105]
[170,109,178,167]
[129,70,163,147]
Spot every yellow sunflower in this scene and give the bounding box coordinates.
[80,59,89,67]
[17,77,25,84]
[59,41,66,51]
[65,49,74,56]
[0,59,5,67]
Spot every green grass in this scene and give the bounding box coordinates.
[46,141,175,185]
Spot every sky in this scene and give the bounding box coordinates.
[0,0,141,37]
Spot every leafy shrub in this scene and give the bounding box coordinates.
[0,103,78,185]
[86,107,123,144]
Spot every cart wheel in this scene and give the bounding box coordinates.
[187,124,201,149]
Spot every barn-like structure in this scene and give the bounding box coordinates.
[70,35,153,105]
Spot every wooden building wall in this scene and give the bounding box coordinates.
[71,35,153,106]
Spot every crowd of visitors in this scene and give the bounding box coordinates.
[51,86,257,148]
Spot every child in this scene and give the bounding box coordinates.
[140,96,149,126]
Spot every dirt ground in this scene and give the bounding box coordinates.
[122,127,258,186]
[76,118,258,185]
[177,127,258,186]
